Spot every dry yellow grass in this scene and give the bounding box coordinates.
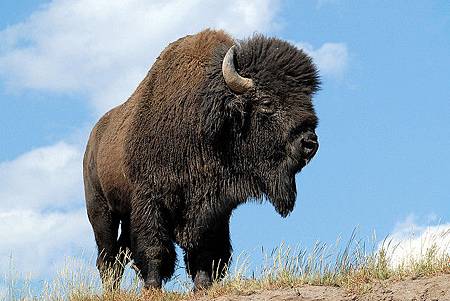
[4,230,450,301]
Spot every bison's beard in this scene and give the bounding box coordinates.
[266,171,297,217]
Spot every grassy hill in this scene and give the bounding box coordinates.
[5,232,450,301]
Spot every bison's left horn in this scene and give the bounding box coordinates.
[222,45,254,93]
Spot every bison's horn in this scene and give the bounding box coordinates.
[222,45,254,93]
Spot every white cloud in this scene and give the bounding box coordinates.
[0,141,83,211]
[380,215,450,267]
[0,141,91,279]
[297,42,348,78]
[0,0,281,114]
[0,209,93,279]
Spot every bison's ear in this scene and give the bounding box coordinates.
[202,97,228,144]
[202,94,248,144]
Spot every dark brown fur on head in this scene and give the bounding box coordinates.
[83,29,320,291]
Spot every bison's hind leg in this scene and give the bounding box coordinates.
[86,189,126,291]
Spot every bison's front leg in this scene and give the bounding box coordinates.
[184,216,232,290]
[129,201,176,289]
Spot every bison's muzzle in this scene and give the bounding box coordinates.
[287,129,319,173]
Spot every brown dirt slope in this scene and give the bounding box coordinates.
[200,274,450,301]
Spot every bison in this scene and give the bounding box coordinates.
[83,29,320,291]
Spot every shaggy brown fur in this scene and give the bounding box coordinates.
[83,29,320,291]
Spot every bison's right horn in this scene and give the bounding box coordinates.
[222,45,254,94]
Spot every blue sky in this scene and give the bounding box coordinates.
[0,0,449,294]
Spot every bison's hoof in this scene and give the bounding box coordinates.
[194,270,212,291]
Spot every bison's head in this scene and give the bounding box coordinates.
[203,35,320,217]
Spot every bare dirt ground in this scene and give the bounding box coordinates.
[197,274,450,301]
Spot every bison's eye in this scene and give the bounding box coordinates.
[259,99,275,115]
